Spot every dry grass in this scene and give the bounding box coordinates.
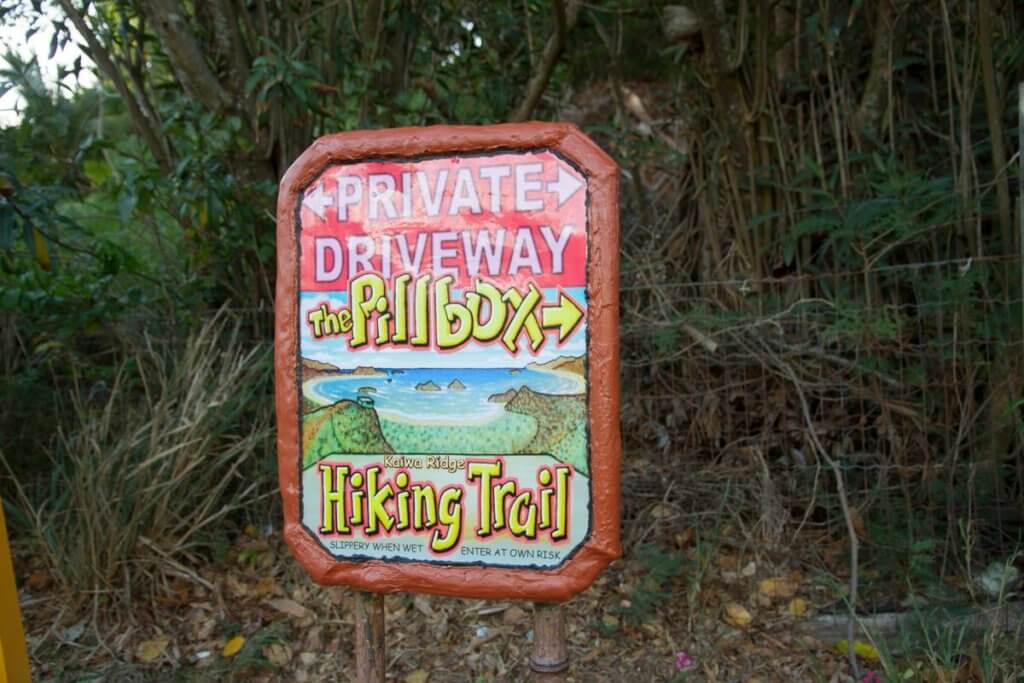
[3,310,273,624]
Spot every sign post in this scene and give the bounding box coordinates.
[353,591,385,682]
[275,123,619,677]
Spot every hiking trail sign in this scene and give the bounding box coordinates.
[275,123,620,601]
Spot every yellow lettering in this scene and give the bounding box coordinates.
[319,464,349,534]
[492,480,516,530]
[466,280,507,342]
[467,461,502,537]
[435,275,472,349]
[501,284,544,353]
[412,274,431,346]
[509,491,537,537]
[365,466,394,534]
[430,487,463,552]
[412,485,437,529]
[395,471,410,530]
[350,274,387,348]
[392,274,411,342]
[553,466,571,540]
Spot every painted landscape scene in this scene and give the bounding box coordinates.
[300,356,588,474]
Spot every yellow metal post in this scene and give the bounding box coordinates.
[0,498,30,683]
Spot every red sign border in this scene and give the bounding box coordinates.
[275,123,620,601]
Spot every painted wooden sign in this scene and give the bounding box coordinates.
[275,124,620,601]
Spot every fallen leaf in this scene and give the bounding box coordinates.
[602,614,620,629]
[502,606,527,625]
[787,597,809,617]
[723,603,753,628]
[650,502,674,519]
[223,635,245,657]
[26,569,51,591]
[835,639,880,661]
[404,670,429,683]
[266,597,308,618]
[674,528,696,548]
[263,642,292,666]
[61,621,86,643]
[135,636,170,663]
[741,561,757,577]
[253,576,280,597]
[758,577,798,599]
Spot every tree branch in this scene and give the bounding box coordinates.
[210,0,252,96]
[853,0,895,137]
[140,0,232,113]
[56,0,171,169]
[511,0,581,122]
[979,0,1012,251]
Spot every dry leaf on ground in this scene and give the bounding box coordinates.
[787,598,808,616]
[135,636,170,663]
[758,577,798,599]
[834,639,880,661]
[723,603,753,627]
[266,597,308,618]
[223,635,245,657]
[502,606,528,624]
[404,670,429,683]
[264,642,292,666]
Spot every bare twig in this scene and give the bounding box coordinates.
[752,336,862,679]
[511,0,581,122]
[55,0,171,169]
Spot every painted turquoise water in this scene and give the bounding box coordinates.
[306,367,583,424]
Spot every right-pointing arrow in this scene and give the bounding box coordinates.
[541,292,584,342]
[302,182,333,220]
[546,165,584,207]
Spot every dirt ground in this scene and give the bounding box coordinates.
[19,520,897,683]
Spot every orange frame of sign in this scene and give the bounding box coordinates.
[275,123,620,602]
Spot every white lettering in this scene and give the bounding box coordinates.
[337,176,362,221]
[508,227,541,274]
[478,165,511,213]
[396,232,428,271]
[462,229,505,278]
[348,235,376,275]
[400,171,413,217]
[368,174,397,220]
[539,224,573,274]
[315,237,343,281]
[432,231,459,277]
[417,169,448,217]
[449,168,482,215]
[515,163,544,211]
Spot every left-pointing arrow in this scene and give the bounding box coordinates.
[541,292,584,343]
[303,182,333,220]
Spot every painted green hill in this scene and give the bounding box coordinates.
[302,400,393,467]
[503,387,588,474]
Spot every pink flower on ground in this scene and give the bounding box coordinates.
[862,673,882,683]
[675,651,694,671]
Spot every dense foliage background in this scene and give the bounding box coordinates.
[1,0,1023,680]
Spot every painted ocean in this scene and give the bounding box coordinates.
[305,367,584,424]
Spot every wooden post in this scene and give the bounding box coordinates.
[353,591,385,683]
[0,497,31,683]
[530,603,568,681]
